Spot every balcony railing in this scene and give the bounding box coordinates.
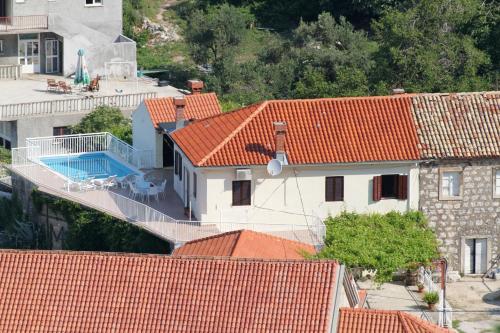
[0,15,48,32]
[0,92,158,120]
[23,132,153,170]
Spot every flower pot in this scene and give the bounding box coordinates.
[427,303,436,311]
[418,286,424,293]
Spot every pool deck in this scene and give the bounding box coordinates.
[10,163,322,246]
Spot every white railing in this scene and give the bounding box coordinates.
[9,158,324,246]
[0,65,22,80]
[419,267,453,327]
[21,132,152,170]
[0,92,157,120]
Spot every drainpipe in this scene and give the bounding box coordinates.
[434,257,448,328]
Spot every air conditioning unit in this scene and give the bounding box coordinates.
[236,169,252,181]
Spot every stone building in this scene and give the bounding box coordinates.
[411,92,500,274]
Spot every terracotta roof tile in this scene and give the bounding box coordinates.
[338,308,450,333]
[144,93,221,128]
[0,250,337,333]
[171,96,420,167]
[173,229,316,259]
[411,92,500,159]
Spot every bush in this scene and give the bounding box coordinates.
[70,106,132,144]
[423,291,439,305]
[317,211,440,284]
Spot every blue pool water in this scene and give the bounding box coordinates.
[41,153,137,180]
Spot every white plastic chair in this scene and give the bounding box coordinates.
[157,180,167,199]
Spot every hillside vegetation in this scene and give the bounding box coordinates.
[124,0,499,110]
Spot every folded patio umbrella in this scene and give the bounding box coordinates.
[74,49,90,85]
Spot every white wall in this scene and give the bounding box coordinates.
[172,145,420,225]
[132,103,163,168]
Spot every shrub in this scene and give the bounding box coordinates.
[423,291,439,305]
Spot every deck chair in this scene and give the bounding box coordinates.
[58,81,72,94]
[88,75,101,92]
[47,79,59,92]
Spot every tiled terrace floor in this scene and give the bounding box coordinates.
[0,74,181,105]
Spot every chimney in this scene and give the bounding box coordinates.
[174,96,186,129]
[187,80,204,95]
[273,121,288,164]
[392,88,405,95]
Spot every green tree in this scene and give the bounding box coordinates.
[317,211,439,284]
[186,4,253,93]
[70,106,132,144]
[372,0,491,93]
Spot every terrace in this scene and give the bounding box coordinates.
[0,15,48,33]
[0,74,181,120]
[10,133,325,247]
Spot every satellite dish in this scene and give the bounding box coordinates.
[267,159,283,176]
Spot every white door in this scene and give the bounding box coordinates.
[45,39,59,74]
[475,238,487,274]
[18,39,40,73]
[464,238,488,274]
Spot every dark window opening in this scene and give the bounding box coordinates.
[53,126,69,136]
[381,174,398,198]
[325,176,344,202]
[232,180,251,206]
[193,172,197,198]
[5,140,11,150]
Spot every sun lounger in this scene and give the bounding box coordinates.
[58,81,72,94]
[47,79,59,92]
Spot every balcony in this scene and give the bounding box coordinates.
[0,15,48,32]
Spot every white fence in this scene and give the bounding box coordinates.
[0,65,22,80]
[0,92,157,120]
[21,132,152,170]
[419,267,453,327]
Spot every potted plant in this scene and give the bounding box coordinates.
[423,291,439,310]
[417,282,424,293]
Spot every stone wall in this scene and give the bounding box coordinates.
[419,159,500,273]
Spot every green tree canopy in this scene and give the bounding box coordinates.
[371,0,491,92]
[70,106,132,144]
[317,211,440,284]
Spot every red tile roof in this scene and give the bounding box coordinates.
[173,229,316,259]
[171,96,420,167]
[0,250,338,333]
[144,92,221,128]
[411,92,500,159]
[338,308,450,333]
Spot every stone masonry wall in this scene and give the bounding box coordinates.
[419,159,500,273]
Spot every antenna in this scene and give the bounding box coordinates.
[267,159,283,176]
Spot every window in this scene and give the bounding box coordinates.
[372,174,407,201]
[494,169,500,198]
[325,176,344,202]
[440,169,462,199]
[232,180,251,206]
[174,151,182,180]
[193,172,197,198]
[85,0,102,5]
[53,126,69,136]
[5,140,11,150]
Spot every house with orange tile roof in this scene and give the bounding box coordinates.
[132,80,221,168]
[0,250,450,332]
[168,94,422,225]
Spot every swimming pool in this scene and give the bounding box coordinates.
[40,153,137,180]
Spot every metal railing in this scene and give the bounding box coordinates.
[9,157,325,246]
[418,267,453,327]
[0,15,48,32]
[22,132,152,169]
[0,92,157,120]
[0,65,22,80]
